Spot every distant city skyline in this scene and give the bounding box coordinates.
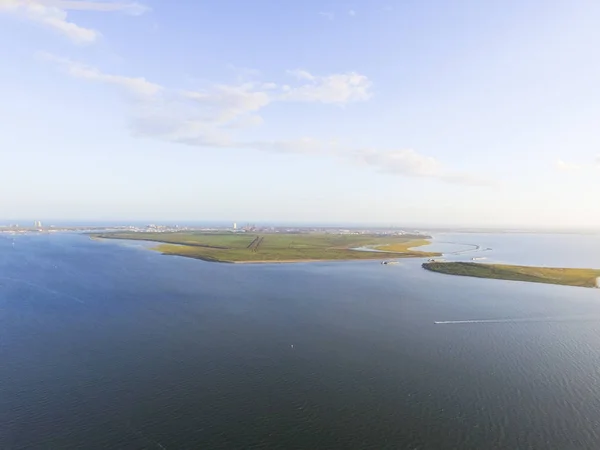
[1,219,597,234]
[1,0,599,228]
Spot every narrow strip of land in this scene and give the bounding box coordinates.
[92,232,441,263]
[422,262,600,288]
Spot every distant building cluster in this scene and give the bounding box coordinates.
[133,224,185,233]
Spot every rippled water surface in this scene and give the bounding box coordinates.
[1,232,600,449]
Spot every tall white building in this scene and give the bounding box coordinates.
[233,222,237,230]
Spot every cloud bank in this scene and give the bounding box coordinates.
[41,54,488,186]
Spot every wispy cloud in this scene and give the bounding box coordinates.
[355,149,492,186]
[40,53,161,97]
[41,55,487,186]
[37,0,147,14]
[183,84,271,123]
[555,157,600,173]
[283,70,372,104]
[0,0,148,43]
[357,149,441,177]
[348,9,356,16]
[555,159,581,172]
[245,138,339,155]
[131,69,372,147]
[226,64,261,81]
[318,11,334,20]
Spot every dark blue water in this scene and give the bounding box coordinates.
[2,233,600,449]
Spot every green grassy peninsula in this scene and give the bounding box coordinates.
[422,262,600,288]
[94,232,441,263]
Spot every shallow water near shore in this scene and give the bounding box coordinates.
[1,232,600,449]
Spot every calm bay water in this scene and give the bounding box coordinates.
[420,232,600,268]
[1,233,600,449]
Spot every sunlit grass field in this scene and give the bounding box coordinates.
[423,262,600,288]
[94,232,440,262]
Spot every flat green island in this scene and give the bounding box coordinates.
[422,262,600,288]
[92,232,441,263]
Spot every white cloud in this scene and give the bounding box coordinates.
[40,53,161,97]
[38,0,147,14]
[184,83,271,123]
[135,68,372,143]
[132,115,234,148]
[246,138,339,155]
[283,70,372,104]
[348,9,356,16]
[0,0,98,43]
[0,0,148,43]
[318,11,334,20]
[555,159,582,172]
[356,149,492,185]
[128,82,272,149]
[556,157,600,173]
[226,64,261,81]
[238,139,491,186]
[286,69,315,81]
[261,82,278,90]
[224,114,264,129]
[436,173,494,186]
[40,55,485,186]
[358,149,441,177]
[163,70,372,143]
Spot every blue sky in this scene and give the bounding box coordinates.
[1,0,599,228]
